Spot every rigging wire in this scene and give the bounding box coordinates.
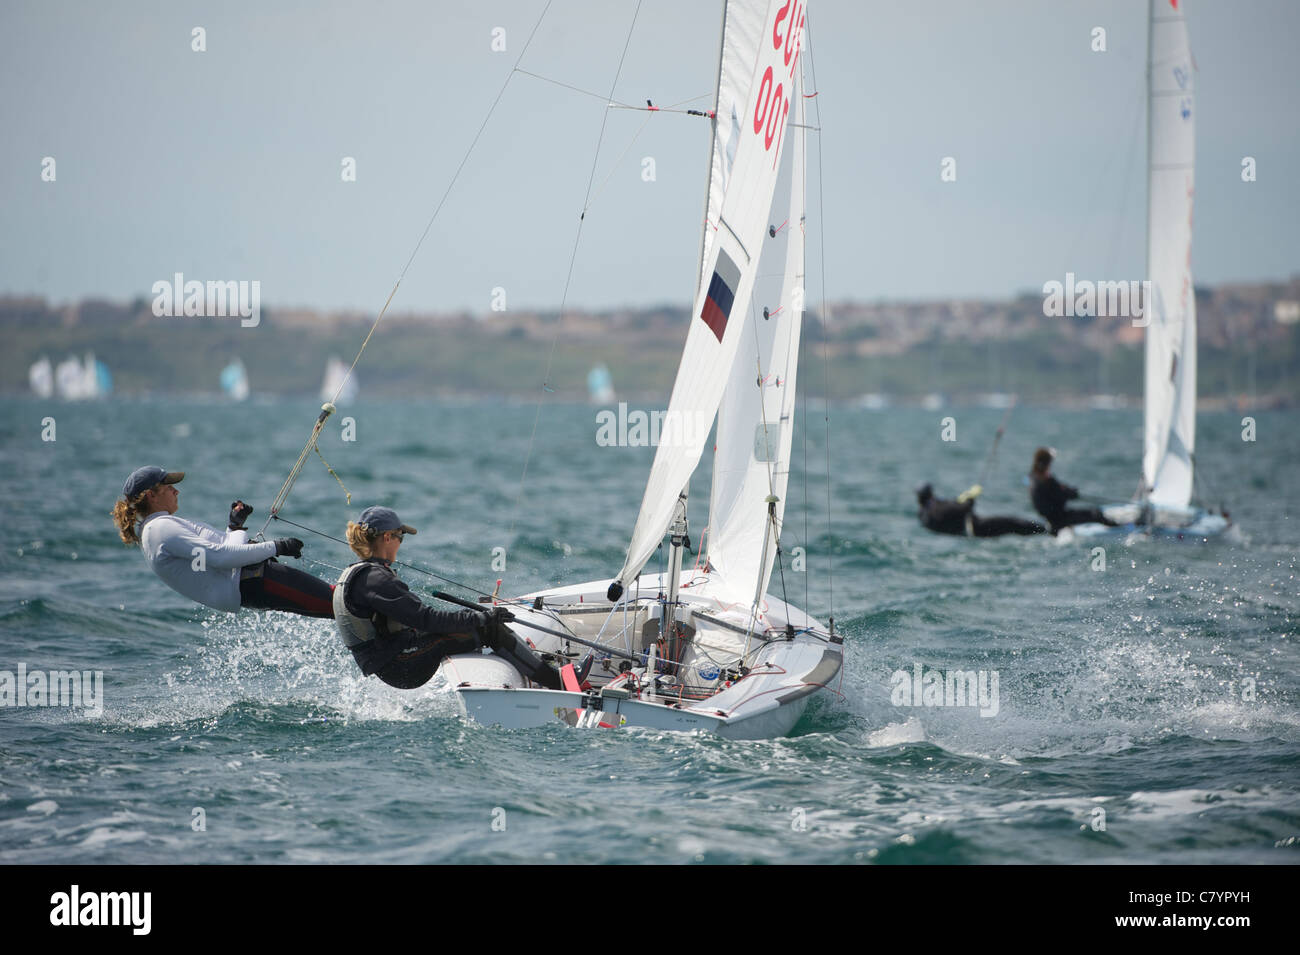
[803,18,836,638]
[505,0,645,554]
[260,0,558,537]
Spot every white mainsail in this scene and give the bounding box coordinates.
[1142,0,1196,510]
[707,70,805,608]
[612,0,808,595]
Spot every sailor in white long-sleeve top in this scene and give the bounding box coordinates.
[112,466,334,617]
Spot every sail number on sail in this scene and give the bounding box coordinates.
[754,0,806,166]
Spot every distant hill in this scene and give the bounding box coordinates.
[2,279,1297,405]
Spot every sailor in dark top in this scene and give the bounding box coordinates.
[916,484,1045,537]
[1027,447,1118,535]
[334,506,563,690]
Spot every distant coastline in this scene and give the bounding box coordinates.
[3,278,1296,405]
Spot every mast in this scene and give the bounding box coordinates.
[1142,0,1153,504]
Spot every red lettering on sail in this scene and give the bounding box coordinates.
[754,0,806,168]
[753,66,774,135]
[773,1,792,53]
[779,1,803,68]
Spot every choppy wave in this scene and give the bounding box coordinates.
[1,400,1296,862]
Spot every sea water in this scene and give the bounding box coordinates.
[0,398,1295,863]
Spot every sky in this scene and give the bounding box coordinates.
[2,0,1297,315]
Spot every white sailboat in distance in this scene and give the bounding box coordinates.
[1067,0,1231,542]
[439,0,842,737]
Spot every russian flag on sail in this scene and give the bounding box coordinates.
[700,250,741,343]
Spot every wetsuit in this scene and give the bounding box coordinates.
[918,494,1045,537]
[138,512,333,617]
[1028,473,1114,535]
[333,558,563,690]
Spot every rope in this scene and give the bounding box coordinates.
[259,403,335,537]
[262,0,557,530]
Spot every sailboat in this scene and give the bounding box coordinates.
[221,358,250,401]
[1066,0,1230,542]
[53,352,111,400]
[587,363,615,405]
[28,357,53,398]
[438,0,842,737]
[320,356,357,404]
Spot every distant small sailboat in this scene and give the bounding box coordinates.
[53,353,111,400]
[28,357,53,398]
[320,356,357,404]
[220,358,250,401]
[587,363,615,404]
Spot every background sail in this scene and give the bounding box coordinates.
[1143,0,1196,509]
[707,71,805,607]
[613,0,809,592]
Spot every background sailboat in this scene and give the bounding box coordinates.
[53,352,111,400]
[1069,0,1230,541]
[320,356,357,404]
[221,358,250,401]
[28,356,53,398]
[586,363,615,405]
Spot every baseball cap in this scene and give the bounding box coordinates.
[358,505,417,536]
[122,466,184,498]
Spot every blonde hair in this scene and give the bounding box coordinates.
[346,521,382,559]
[111,490,155,546]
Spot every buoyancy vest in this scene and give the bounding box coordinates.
[333,561,409,649]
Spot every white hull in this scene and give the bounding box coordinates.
[1058,504,1233,543]
[438,571,841,738]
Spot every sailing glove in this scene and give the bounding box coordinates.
[274,538,304,558]
[229,500,254,530]
[480,606,516,650]
[486,606,515,624]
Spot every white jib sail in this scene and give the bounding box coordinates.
[612,0,809,594]
[1143,0,1196,509]
[707,69,805,609]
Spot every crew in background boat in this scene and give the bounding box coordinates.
[1027,448,1119,535]
[112,466,335,617]
[333,506,566,690]
[916,483,1045,537]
